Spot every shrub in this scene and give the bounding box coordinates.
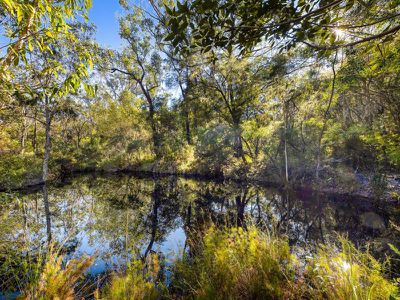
[371,172,388,199]
[170,226,296,300]
[18,246,94,300]
[13,228,399,300]
[304,237,399,300]
[98,254,162,300]
[0,153,42,189]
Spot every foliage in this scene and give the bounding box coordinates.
[1,1,400,299]
[164,0,400,55]
[98,254,162,300]
[1,0,400,194]
[170,226,398,300]
[0,153,42,189]
[0,0,92,71]
[18,248,94,300]
[171,226,295,299]
[304,237,399,300]
[1,180,399,299]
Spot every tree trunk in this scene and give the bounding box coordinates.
[148,102,161,159]
[20,106,28,154]
[144,181,160,259]
[32,110,38,155]
[255,138,260,158]
[233,124,246,163]
[284,136,289,184]
[316,51,337,182]
[43,183,52,242]
[235,188,249,228]
[137,79,161,160]
[284,103,289,185]
[42,96,52,182]
[185,109,192,145]
[184,77,192,145]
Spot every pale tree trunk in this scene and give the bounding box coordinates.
[20,106,28,154]
[283,100,289,185]
[284,135,289,184]
[183,77,192,145]
[42,96,52,182]
[32,110,38,155]
[233,123,246,164]
[316,51,338,182]
[185,109,191,145]
[148,102,161,160]
[43,183,52,242]
[178,72,192,145]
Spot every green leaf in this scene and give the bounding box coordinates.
[388,243,400,256]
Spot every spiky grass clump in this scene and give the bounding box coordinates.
[11,227,399,300]
[304,237,399,300]
[18,247,93,300]
[171,226,296,300]
[170,226,399,300]
[98,254,162,300]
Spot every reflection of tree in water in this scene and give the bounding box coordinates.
[143,177,182,258]
[42,184,52,242]
[0,174,398,285]
[177,181,397,253]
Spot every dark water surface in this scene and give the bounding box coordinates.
[1,174,399,294]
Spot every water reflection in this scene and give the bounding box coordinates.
[1,174,398,281]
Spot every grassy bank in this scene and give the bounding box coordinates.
[13,226,399,300]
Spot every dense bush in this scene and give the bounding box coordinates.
[16,227,398,300]
[170,226,295,299]
[0,154,42,189]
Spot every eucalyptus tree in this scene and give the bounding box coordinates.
[0,0,95,183]
[149,0,198,146]
[111,6,166,160]
[164,0,400,55]
[193,54,263,163]
[0,0,92,72]
[14,24,95,182]
[164,48,195,145]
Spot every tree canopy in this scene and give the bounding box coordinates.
[164,0,400,55]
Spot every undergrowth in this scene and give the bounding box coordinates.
[17,246,93,300]
[9,227,399,300]
[97,253,163,300]
[170,226,295,299]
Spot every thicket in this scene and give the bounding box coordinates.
[13,226,400,300]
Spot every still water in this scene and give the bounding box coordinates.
[1,174,399,289]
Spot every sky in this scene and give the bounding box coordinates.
[89,0,154,50]
[0,0,152,55]
[89,0,124,49]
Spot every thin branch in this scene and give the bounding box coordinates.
[303,23,400,50]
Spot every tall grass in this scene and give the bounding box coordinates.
[17,246,93,300]
[170,226,296,299]
[97,254,163,300]
[304,237,398,300]
[170,226,398,300]
[11,227,399,300]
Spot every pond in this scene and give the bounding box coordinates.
[1,173,399,295]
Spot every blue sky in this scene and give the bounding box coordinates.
[0,1,154,57]
[89,0,124,49]
[0,1,151,53]
[89,0,155,49]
